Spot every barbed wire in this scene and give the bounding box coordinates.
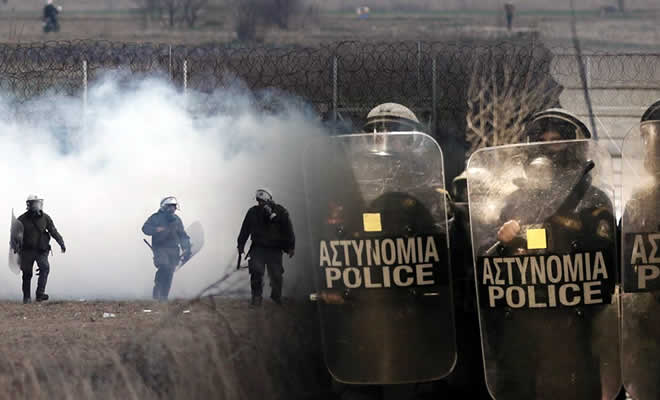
[0,39,658,130]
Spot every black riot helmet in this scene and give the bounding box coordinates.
[524,108,591,143]
[640,100,660,176]
[522,108,592,171]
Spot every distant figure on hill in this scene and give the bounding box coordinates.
[504,2,515,31]
[43,0,62,33]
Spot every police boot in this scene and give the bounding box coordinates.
[23,297,31,304]
[36,293,49,302]
[250,296,262,307]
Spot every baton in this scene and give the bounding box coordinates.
[485,160,595,257]
[235,253,250,270]
[143,239,153,250]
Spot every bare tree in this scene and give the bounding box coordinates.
[182,0,209,28]
[465,57,562,156]
[299,3,319,29]
[134,0,207,29]
[229,0,301,41]
[271,0,301,29]
[161,0,180,28]
[133,0,163,28]
[233,0,261,41]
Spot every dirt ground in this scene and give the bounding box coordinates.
[0,299,202,361]
[0,5,658,51]
[0,297,329,399]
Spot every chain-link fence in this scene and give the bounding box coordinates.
[1,39,658,197]
[1,40,657,123]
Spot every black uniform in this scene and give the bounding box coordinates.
[504,3,515,31]
[17,210,65,300]
[446,200,491,399]
[43,4,59,32]
[488,176,616,399]
[620,185,660,399]
[237,202,295,303]
[142,210,191,300]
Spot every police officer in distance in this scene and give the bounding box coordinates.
[142,196,192,301]
[18,195,66,304]
[237,188,295,307]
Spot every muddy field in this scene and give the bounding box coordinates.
[0,3,658,51]
[0,297,329,399]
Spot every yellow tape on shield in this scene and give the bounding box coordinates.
[363,213,382,232]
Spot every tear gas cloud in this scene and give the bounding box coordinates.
[0,73,326,300]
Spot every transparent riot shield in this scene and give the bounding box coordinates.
[9,209,23,275]
[303,131,456,385]
[620,125,660,400]
[467,140,620,400]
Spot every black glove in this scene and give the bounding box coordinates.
[60,244,66,254]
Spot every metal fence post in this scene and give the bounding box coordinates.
[183,59,188,94]
[417,41,422,96]
[168,44,172,80]
[585,55,592,90]
[82,60,88,128]
[332,56,338,125]
[432,55,437,133]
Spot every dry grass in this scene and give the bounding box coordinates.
[0,271,329,399]
[0,2,657,50]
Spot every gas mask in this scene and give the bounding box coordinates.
[257,200,277,221]
[524,156,555,191]
[27,200,43,213]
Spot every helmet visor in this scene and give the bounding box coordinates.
[363,117,420,133]
[525,118,581,143]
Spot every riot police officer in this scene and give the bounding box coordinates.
[237,188,295,307]
[314,103,456,399]
[619,100,660,400]
[17,195,66,304]
[621,100,660,231]
[496,109,614,253]
[142,196,192,301]
[486,108,618,399]
[446,168,491,399]
[43,0,61,33]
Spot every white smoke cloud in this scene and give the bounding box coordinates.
[0,73,326,300]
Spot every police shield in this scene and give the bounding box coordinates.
[620,125,660,400]
[8,209,22,275]
[303,131,456,384]
[467,140,620,400]
[176,221,204,271]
